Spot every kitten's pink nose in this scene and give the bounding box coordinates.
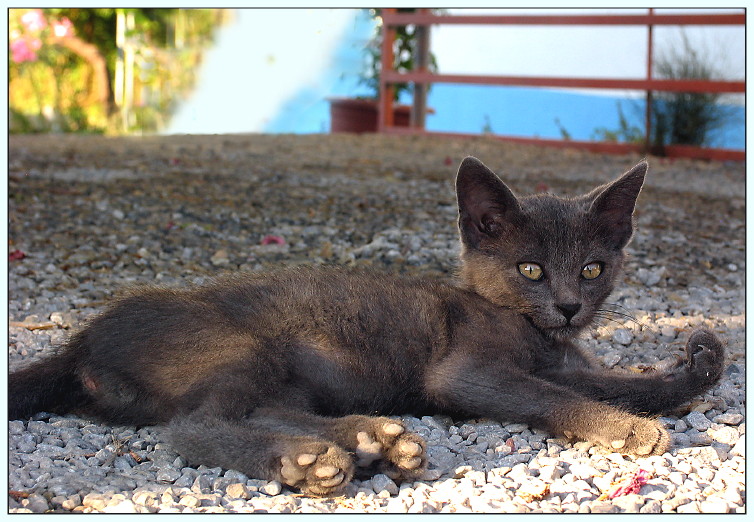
[556,303,581,321]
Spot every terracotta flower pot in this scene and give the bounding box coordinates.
[329,98,426,134]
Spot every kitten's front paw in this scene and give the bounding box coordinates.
[355,419,427,480]
[683,328,725,385]
[279,441,354,496]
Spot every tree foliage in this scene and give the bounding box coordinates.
[9,8,224,134]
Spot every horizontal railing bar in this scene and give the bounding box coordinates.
[383,126,643,154]
[382,71,745,93]
[382,12,745,27]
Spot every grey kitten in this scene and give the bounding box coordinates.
[9,157,724,496]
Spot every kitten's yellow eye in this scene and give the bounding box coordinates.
[518,263,544,281]
[582,262,603,280]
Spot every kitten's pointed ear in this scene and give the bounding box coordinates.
[589,160,647,249]
[456,156,521,249]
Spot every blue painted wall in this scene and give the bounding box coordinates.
[264,11,744,150]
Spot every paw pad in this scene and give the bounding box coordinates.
[279,444,353,496]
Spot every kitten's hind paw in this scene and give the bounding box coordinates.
[684,328,725,385]
[352,419,427,480]
[279,440,354,496]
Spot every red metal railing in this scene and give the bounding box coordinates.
[378,9,745,161]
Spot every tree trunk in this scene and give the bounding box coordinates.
[52,35,115,115]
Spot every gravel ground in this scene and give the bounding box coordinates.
[7,133,745,513]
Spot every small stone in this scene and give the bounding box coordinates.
[260,481,282,496]
[104,500,137,513]
[192,474,212,494]
[24,494,49,513]
[676,501,701,513]
[226,483,251,500]
[659,326,676,341]
[385,497,408,513]
[689,431,713,445]
[588,501,618,513]
[212,476,234,493]
[210,249,230,266]
[173,474,194,488]
[672,432,691,448]
[516,479,550,502]
[507,462,532,481]
[675,446,721,467]
[82,493,107,512]
[469,497,499,512]
[712,413,743,425]
[708,426,739,445]
[700,499,730,513]
[690,401,715,413]
[453,465,473,478]
[160,489,177,505]
[538,464,564,482]
[730,438,744,457]
[156,467,181,483]
[421,468,443,481]
[612,493,644,513]
[61,494,82,510]
[637,267,664,286]
[179,495,201,508]
[506,423,528,433]
[49,311,74,327]
[132,491,157,506]
[224,469,249,483]
[371,473,399,496]
[684,411,712,431]
[112,209,125,219]
[640,499,662,513]
[612,328,633,346]
[568,463,599,481]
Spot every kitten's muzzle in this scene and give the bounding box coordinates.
[556,303,582,322]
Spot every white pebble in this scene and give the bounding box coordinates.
[612,328,633,345]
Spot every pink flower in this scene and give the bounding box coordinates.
[20,9,47,32]
[9,249,26,261]
[260,235,286,246]
[10,38,38,63]
[608,469,650,498]
[52,17,74,38]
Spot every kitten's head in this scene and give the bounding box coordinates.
[455,156,646,340]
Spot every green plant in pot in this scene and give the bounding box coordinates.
[360,8,438,102]
[329,8,438,133]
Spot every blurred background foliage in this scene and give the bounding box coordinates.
[9,8,228,135]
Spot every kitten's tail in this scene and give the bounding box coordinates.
[8,344,87,420]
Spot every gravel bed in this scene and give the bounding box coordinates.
[8,134,745,513]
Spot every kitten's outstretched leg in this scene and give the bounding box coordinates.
[425,355,670,456]
[539,328,725,415]
[251,408,427,480]
[168,410,355,496]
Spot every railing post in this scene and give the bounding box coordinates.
[411,8,430,129]
[645,8,654,154]
[378,9,396,132]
